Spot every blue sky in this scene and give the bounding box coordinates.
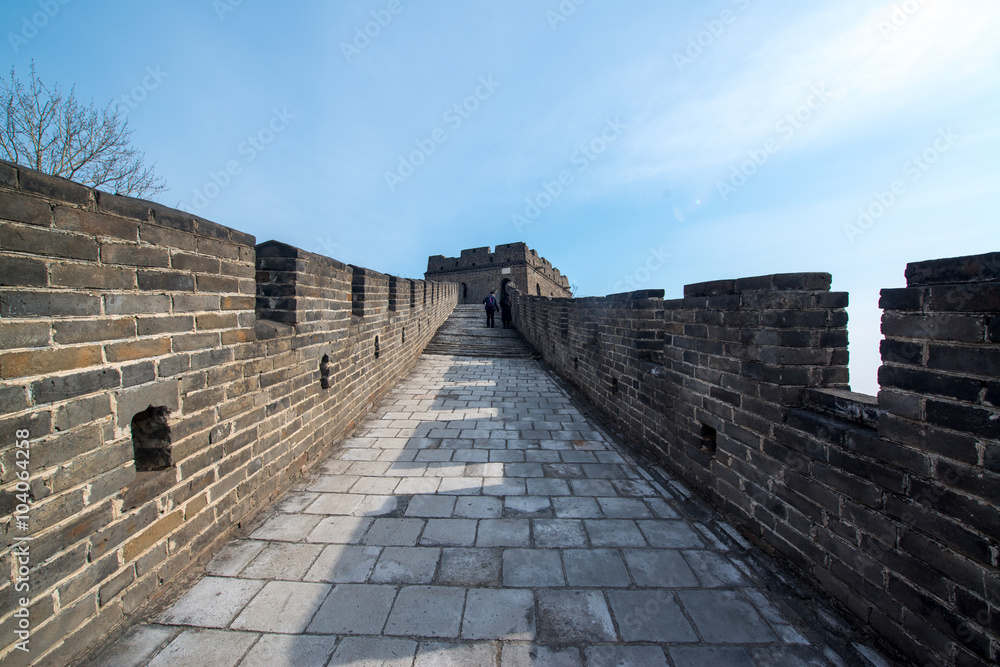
[4,0,998,394]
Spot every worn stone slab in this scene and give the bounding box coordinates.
[436,548,501,587]
[623,548,700,588]
[598,497,654,519]
[420,518,479,546]
[477,519,531,547]
[544,463,586,478]
[250,514,322,541]
[307,583,397,635]
[342,448,383,460]
[481,477,526,496]
[414,641,499,667]
[239,634,338,667]
[452,450,491,463]
[583,464,624,479]
[638,520,705,548]
[275,491,321,513]
[394,476,441,495]
[147,629,256,667]
[526,478,572,496]
[454,495,503,518]
[328,636,418,667]
[307,475,359,493]
[585,519,647,547]
[525,450,562,463]
[89,624,178,667]
[584,645,669,666]
[158,576,264,628]
[305,544,382,583]
[551,496,603,518]
[318,459,354,475]
[204,540,266,576]
[438,476,482,495]
[678,590,778,643]
[505,496,552,516]
[569,479,617,496]
[308,515,373,544]
[502,549,565,587]
[305,492,364,515]
[406,494,457,518]
[640,496,679,519]
[349,461,393,476]
[556,451,596,464]
[385,586,465,638]
[500,644,582,666]
[536,589,616,643]
[240,542,324,580]
[532,519,588,547]
[611,479,658,497]
[231,581,330,633]
[669,646,755,667]
[505,463,545,477]
[370,546,440,584]
[562,549,631,588]
[607,590,699,642]
[462,589,536,640]
[351,476,401,495]
[363,518,425,546]
[682,550,748,588]
[748,644,833,665]
[355,494,401,516]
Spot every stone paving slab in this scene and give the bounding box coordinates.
[240,634,340,667]
[157,576,264,628]
[462,589,536,641]
[90,350,897,666]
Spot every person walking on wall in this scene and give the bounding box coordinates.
[500,293,512,329]
[483,290,498,328]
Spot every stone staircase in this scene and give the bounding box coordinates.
[423,305,537,358]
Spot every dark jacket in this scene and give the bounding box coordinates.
[500,296,512,320]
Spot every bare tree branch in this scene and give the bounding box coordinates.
[0,62,166,198]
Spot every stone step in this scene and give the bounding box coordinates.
[424,305,536,358]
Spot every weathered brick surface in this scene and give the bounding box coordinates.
[0,159,456,666]
[512,251,1000,666]
[0,346,103,379]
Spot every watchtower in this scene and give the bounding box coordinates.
[425,242,572,304]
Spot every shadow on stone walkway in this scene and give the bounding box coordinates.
[86,351,899,666]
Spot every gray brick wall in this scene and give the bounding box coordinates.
[0,160,457,665]
[512,256,1000,666]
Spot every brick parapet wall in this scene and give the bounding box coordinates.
[512,257,999,666]
[0,160,456,665]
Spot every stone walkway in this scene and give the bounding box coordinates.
[88,337,896,665]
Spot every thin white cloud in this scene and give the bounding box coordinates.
[613,0,1000,187]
